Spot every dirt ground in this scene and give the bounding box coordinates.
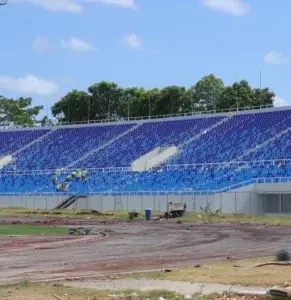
[0,216,289,286]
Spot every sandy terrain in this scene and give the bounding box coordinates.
[0,217,289,285]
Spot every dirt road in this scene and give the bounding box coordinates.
[0,218,289,285]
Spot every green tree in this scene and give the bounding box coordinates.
[191,74,225,111]
[88,81,124,120]
[39,116,55,127]
[152,86,190,115]
[119,87,147,118]
[51,90,90,123]
[0,96,43,127]
[217,81,275,110]
[252,87,275,107]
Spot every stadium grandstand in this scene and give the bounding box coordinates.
[0,106,290,214]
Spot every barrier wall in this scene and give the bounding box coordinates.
[0,190,265,215]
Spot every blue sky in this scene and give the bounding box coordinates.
[0,0,290,116]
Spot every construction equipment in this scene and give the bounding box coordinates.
[165,202,187,218]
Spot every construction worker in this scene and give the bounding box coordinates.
[51,171,57,185]
[62,181,69,192]
[81,168,87,181]
[65,174,72,183]
[71,170,76,179]
[56,183,61,192]
[76,169,82,180]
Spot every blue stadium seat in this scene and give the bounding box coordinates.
[0,109,291,194]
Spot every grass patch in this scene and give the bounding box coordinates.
[0,208,129,220]
[0,208,291,227]
[0,282,187,300]
[0,224,67,235]
[122,257,290,287]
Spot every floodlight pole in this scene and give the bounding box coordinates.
[260,70,263,105]
[235,73,238,110]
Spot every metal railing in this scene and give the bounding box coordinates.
[1,176,291,197]
[1,159,290,175]
[56,103,279,126]
[0,103,289,130]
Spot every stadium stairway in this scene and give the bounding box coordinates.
[65,123,142,169]
[54,195,87,209]
[178,115,231,149]
[234,126,291,162]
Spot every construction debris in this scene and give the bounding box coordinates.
[164,202,187,219]
[68,227,90,235]
[269,286,291,297]
[276,249,290,261]
[76,210,114,216]
[128,210,139,220]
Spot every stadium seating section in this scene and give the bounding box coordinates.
[0,108,291,195]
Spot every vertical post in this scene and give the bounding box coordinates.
[235,192,237,213]
[191,93,194,115]
[235,73,238,110]
[127,94,130,121]
[249,192,252,215]
[108,91,111,120]
[206,192,209,209]
[67,99,70,124]
[88,96,90,124]
[148,93,151,119]
[260,70,263,105]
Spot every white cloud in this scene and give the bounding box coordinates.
[11,0,83,13]
[84,0,137,9]
[60,37,97,52]
[202,0,250,16]
[274,96,289,107]
[264,51,291,65]
[32,36,53,52]
[123,33,142,50]
[0,75,58,96]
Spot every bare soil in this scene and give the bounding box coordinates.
[0,216,289,285]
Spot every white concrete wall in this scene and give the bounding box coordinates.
[0,155,12,168]
[131,146,177,171]
[0,190,264,215]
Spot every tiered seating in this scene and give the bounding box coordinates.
[244,131,291,161]
[169,110,291,164]
[0,108,291,194]
[0,129,49,155]
[75,117,224,168]
[12,124,133,170]
[1,161,290,194]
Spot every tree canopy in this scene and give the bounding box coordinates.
[0,96,43,127]
[0,74,276,126]
[51,74,276,123]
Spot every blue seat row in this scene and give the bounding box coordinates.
[0,109,290,194]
